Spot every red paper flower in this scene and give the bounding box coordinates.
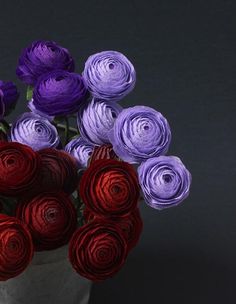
[0,214,34,281]
[69,219,128,281]
[15,192,77,251]
[88,144,118,165]
[0,142,41,197]
[83,208,143,251]
[79,159,140,217]
[38,148,79,194]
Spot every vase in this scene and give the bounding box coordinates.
[0,245,92,304]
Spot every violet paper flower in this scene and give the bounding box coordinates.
[28,99,54,121]
[16,40,75,85]
[11,112,60,151]
[138,156,192,210]
[77,98,123,145]
[109,106,171,164]
[0,81,19,114]
[82,50,136,102]
[65,137,94,169]
[32,70,88,116]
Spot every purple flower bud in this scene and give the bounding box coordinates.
[108,106,171,164]
[11,112,60,151]
[65,137,94,168]
[0,81,19,114]
[82,51,136,102]
[32,70,88,116]
[138,156,192,210]
[16,40,75,85]
[77,98,123,145]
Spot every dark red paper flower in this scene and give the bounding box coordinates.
[0,214,34,281]
[38,148,79,194]
[79,159,140,217]
[15,192,77,251]
[83,207,143,251]
[69,219,128,281]
[0,142,41,197]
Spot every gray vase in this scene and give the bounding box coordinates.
[0,245,92,304]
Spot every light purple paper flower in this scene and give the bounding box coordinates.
[138,156,192,210]
[108,106,171,164]
[11,112,60,151]
[82,50,136,102]
[65,137,94,168]
[77,98,123,145]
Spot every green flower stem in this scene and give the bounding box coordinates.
[56,123,78,136]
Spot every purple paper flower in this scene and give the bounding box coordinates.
[0,81,19,114]
[11,112,60,151]
[138,156,192,210]
[108,106,171,164]
[0,91,5,120]
[32,70,88,116]
[28,99,54,121]
[16,40,75,85]
[77,98,123,145]
[82,50,136,102]
[65,137,94,168]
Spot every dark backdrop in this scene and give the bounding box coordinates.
[0,0,235,303]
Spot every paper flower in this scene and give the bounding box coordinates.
[0,80,19,114]
[138,156,192,210]
[77,98,122,145]
[109,105,171,164]
[16,40,75,85]
[11,112,60,151]
[83,50,136,102]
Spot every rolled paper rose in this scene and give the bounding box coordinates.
[16,40,75,85]
[88,144,118,165]
[138,156,192,210]
[69,219,128,281]
[0,214,34,281]
[38,148,79,194]
[0,92,5,119]
[77,98,122,145]
[65,136,94,168]
[0,80,19,114]
[15,192,77,251]
[32,70,88,116]
[83,208,143,251]
[0,142,41,197]
[10,112,60,151]
[82,50,136,102]
[79,159,140,217]
[109,105,171,164]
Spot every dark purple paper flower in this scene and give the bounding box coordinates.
[28,98,54,121]
[11,112,60,151]
[109,106,171,164]
[138,156,192,210]
[0,91,5,120]
[82,50,136,102]
[65,137,94,168]
[16,40,75,85]
[0,81,19,114]
[77,98,123,145]
[32,70,88,116]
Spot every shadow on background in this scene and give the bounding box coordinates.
[89,249,233,304]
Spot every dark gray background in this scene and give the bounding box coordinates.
[0,0,235,303]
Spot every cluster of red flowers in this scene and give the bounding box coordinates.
[0,139,142,281]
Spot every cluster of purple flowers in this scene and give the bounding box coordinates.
[1,40,191,210]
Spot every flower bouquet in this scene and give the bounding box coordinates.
[0,40,192,304]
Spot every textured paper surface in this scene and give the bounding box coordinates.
[0,245,92,304]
